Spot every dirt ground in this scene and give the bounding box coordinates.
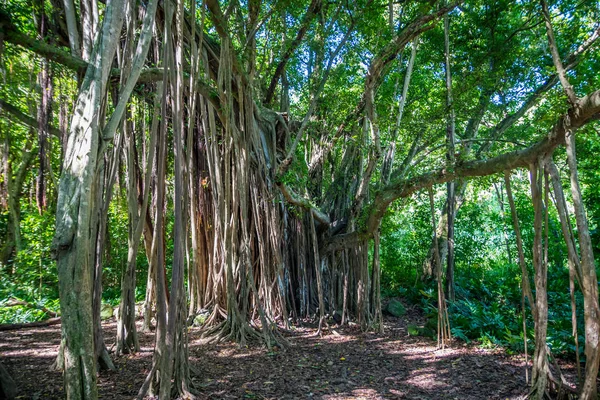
[0,304,566,399]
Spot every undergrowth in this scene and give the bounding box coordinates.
[389,262,585,360]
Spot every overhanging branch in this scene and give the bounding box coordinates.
[324,89,600,253]
[0,98,61,137]
[278,182,330,225]
[0,10,219,106]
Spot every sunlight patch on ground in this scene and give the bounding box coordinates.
[322,387,381,399]
[405,366,451,390]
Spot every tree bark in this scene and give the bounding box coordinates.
[564,133,600,400]
[51,0,126,396]
[529,161,549,400]
[115,0,159,355]
[443,7,456,301]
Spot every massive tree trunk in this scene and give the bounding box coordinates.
[51,0,126,396]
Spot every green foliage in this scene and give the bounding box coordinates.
[0,207,58,306]
[0,298,60,324]
[0,305,47,324]
[381,170,593,359]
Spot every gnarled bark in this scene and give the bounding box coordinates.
[51,0,126,395]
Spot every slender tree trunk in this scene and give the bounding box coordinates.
[429,186,450,349]
[504,172,536,314]
[493,182,513,264]
[138,58,168,399]
[564,133,600,400]
[1,140,35,270]
[36,57,52,214]
[504,172,536,384]
[90,145,118,372]
[159,0,191,393]
[61,0,81,58]
[443,7,456,301]
[0,132,8,211]
[529,161,549,400]
[371,231,383,333]
[548,161,582,383]
[115,0,159,354]
[310,212,325,334]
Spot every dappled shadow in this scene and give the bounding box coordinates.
[0,310,533,399]
[1,323,64,398]
[0,320,156,399]
[189,314,530,400]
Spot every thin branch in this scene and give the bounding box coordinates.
[264,0,323,104]
[540,0,578,104]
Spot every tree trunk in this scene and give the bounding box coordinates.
[0,362,17,400]
[429,186,450,349]
[138,60,168,399]
[51,0,126,396]
[529,161,549,400]
[36,56,52,214]
[504,172,536,314]
[564,133,600,400]
[115,0,159,354]
[371,232,383,333]
[443,2,456,302]
[310,211,325,333]
[548,161,583,382]
[1,138,35,271]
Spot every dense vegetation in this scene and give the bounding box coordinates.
[0,0,599,398]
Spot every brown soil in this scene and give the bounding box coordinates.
[0,305,543,399]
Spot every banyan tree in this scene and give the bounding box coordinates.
[0,0,599,398]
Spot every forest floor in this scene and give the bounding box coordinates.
[0,301,580,399]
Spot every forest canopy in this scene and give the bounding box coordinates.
[0,0,599,398]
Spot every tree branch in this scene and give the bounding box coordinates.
[540,0,578,104]
[324,89,600,253]
[0,99,61,138]
[334,2,460,140]
[277,182,330,225]
[264,0,322,105]
[0,10,219,104]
